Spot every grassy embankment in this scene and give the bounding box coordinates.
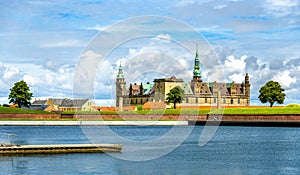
[0,106,300,121]
[0,107,53,114]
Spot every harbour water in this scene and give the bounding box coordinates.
[0,125,300,175]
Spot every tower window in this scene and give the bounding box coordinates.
[205,98,207,103]
[231,99,234,104]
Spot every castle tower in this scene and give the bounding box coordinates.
[191,44,203,95]
[192,44,202,82]
[116,63,126,111]
[245,73,250,105]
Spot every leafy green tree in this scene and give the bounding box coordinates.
[8,80,33,108]
[258,81,285,107]
[166,86,185,109]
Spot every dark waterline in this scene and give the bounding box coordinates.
[1,126,300,175]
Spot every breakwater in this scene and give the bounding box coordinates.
[0,144,122,155]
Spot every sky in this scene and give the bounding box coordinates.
[0,0,299,106]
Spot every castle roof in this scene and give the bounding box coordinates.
[154,77,184,82]
[32,100,47,105]
[143,83,154,95]
[181,82,193,95]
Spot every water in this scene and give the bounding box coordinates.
[1,126,300,175]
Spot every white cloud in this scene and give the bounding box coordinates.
[0,97,9,105]
[175,0,196,7]
[214,4,227,10]
[273,70,296,88]
[175,0,213,7]
[44,73,54,84]
[228,72,245,83]
[42,40,84,48]
[3,67,20,80]
[84,24,108,31]
[224,55,247,73]
[23,74,38,86]
[264,0,299,16]
[152,33,172,43]
[267,0,298,7]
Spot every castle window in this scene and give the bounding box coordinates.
[136,99,138,104]
[196,98,198,103]
[205,98,207,103]
[231,99,234,104]
[214,98,216,103]
[223,98,226,104]
[238,98,240,104]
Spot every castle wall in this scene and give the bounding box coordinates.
[184,95,249,106]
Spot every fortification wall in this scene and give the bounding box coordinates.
[0,114,60,119]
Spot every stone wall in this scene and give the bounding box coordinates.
[208,114,300,122]
[0,114,61,119]
[1,114,300,124]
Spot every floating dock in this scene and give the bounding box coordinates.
[0,144,122,155]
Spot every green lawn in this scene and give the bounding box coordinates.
[0,107,53,114]
[210,107,300,115]
[1,106,300,116]
[98,107,300,115]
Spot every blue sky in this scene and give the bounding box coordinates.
[0,0,299,106]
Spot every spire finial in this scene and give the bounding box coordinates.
[193,43,201,80]
[196,43,198,57]
[117,61,124,79]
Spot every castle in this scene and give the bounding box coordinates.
[116,47,250,110]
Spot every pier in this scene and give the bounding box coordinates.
[0,144,122,155]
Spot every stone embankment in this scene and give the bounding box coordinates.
[190,114,300,126]
[1,114,300,126]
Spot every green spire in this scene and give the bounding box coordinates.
[193,44,201,77]
[117,62,124,78]
[195,43,199,58]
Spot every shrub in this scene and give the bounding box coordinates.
[285,104,300,107]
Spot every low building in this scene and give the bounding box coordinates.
[31,98,96,112]
[142,102,166,110]
[58,98,95,111]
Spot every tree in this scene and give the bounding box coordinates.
[8,80,33,108]
[258,80,285,107]
[166,86,185,109]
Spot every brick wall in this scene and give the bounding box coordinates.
[0,114,61,119]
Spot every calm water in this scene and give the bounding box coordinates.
[0,125,300,175]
